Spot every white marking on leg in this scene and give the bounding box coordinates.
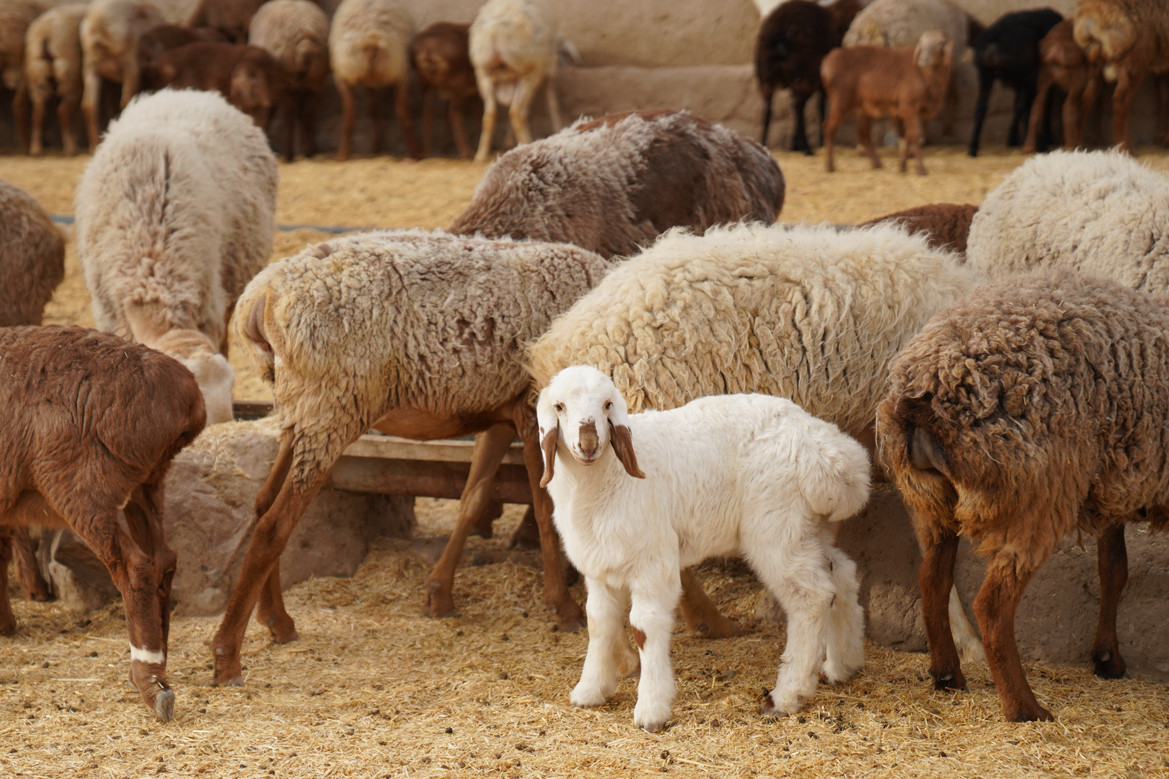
[130,645,166,665]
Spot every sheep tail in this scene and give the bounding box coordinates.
[242,291,273,354]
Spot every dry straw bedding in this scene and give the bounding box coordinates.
[0,147,1167,776]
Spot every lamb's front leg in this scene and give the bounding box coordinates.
[571,578,627,707]
[629,571,681,732]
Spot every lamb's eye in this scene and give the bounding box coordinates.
[554,403,564,413]
[603,400,612,411]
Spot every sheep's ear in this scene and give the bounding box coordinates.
[609,421,645,479]
[536,389,559,488]
[539,424,559,488]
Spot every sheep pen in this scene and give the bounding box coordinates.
[0,148,1167,775]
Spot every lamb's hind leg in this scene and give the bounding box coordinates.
[821,547,864,684]
[752,539,835,717]
[1091,523,1128,679]
[424,422,515,618]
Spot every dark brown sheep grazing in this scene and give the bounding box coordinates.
[154,41,286,129]
[877,271,1169,722]
[410,22,478,159]
[0,325,206,721]
[137,23,228,93]
[861,202,977,256]
[451,110,785,259]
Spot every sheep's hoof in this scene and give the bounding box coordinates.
[1092,649,1127,679]
[153,687,176,722]
[1006,703,1054,723]
[425,580,455,618]
[263,615,299,645]
[552,600,585,633]
[212,648,244,688]
[931,670,966,691]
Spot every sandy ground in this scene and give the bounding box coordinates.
[1,145,1168,777]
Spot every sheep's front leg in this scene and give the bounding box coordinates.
[1091,523,1128,679]
[571,578,628,707]
[629,571,680,732]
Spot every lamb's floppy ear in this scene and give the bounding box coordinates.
[536,390,559,488]
[605,392,645,479]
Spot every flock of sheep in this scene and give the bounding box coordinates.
[0,0,1168,739]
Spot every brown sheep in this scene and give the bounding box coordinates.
[153,41,287,129]
[860,202,978,256]
[410,21,478,159]
[1074,0,1169,151]
[24,3,89,157]
[0,325,206,721]
[821,30,954,175]
[0,0,46,154]
[876,271,1169,722]
[137,23,229,93]
[1023,19,1104,153]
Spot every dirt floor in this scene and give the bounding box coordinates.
[1,145,1168,777]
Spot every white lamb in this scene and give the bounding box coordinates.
[536,365,870,732]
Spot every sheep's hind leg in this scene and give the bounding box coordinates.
[1091,524,1128,679]
[629,574,679,732]
[0,530,17,636]
[678,567,741,638]
[974,557,1051,721]
[919,527,966,691]
[424,422,514,618]
[571,578,628,707]
[253,432,299,643]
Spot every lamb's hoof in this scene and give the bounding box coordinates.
[760,691,787,718]
[691,616,743,640]
[153,687,176,722]
[639,719,667,734]
[634,705,671,733]
[1092,650,1127,679]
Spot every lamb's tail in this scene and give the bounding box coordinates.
[796,424,872,523]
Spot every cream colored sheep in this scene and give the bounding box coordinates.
[25,2,88,156]
[248,0,331,160]
[79,0,164,150]
[328,0,420,160]
[528,221,988,660]
[210,229,617,688]
[469,0,564,162]
[75,88,278,426]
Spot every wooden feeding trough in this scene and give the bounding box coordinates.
[232,402,534,505]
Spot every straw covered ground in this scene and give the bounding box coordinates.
[0,145,1168,777]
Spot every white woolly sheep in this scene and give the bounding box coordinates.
[821,30,955,175]
[1074,0,1169,151]
[248,0,331,161]
[24,3,89,156]
[79,0,165,150]
[843,0,982,140]
[0,324,206,721]
[209,229,617,688]
[469,0,565,162]
[876,270,1169,722]
[536,365,870,731]
[1,0,48,154]
[451,110,786,259]
[527,221,988,660]
[75,88,278,426]
[328,0,421,161]
[965,149,1169,290]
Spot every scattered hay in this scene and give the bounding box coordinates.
[0,148,1167,777]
